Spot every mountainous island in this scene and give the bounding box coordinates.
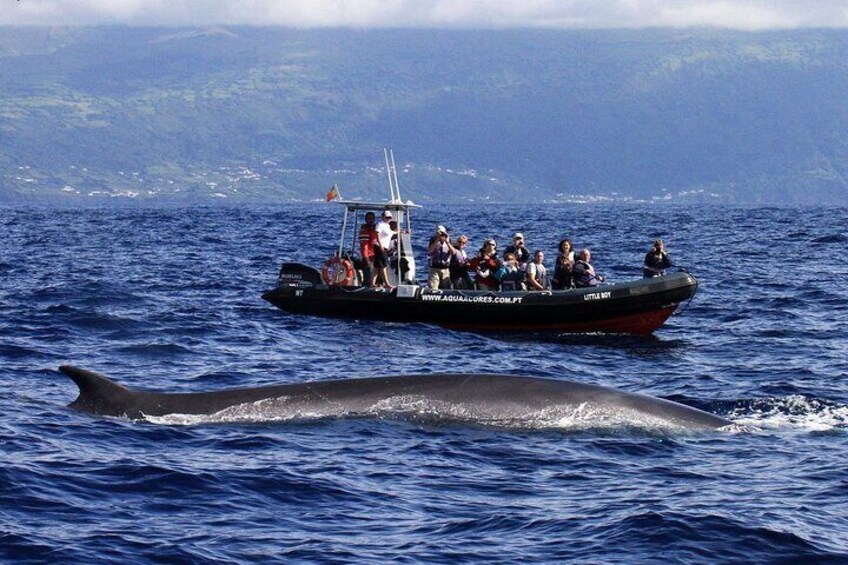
[1,27,847,205]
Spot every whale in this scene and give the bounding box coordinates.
[60,365,732,431]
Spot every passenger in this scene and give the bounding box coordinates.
[500,252,524,290]
[427,225,455,290]
[474,238,502,290]
[551,238,575,290]
[643,239,672,278]
[372,211,394,290]
[387,220,399,258]
[503,232,531,268]
[386,220,403,282]
[376,211,394,254]
[449,234,473,289]
[525,250,548,291]
[358,212,379,287]
[573,249,604,288]
[502,252,520,274]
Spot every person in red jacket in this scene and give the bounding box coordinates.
[359,212,380,287]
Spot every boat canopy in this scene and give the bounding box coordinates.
[331,150,420,286]
[334,200,421,212]
[334,198,419,268]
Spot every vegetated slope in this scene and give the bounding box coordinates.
[1,27,847,204]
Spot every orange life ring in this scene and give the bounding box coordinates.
[321,256,355,286]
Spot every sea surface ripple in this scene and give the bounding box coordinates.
[1,204,847,563]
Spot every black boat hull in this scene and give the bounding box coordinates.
[262,267,698,334]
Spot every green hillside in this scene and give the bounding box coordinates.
[1,27,847,204]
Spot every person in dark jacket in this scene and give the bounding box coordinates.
[643,239,672,277]
[473,239,501,290]
[503,232,531,268]
[551,238,575,290]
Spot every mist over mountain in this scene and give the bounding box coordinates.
[1,27,847,204]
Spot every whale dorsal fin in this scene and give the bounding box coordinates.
[60,365,135,417]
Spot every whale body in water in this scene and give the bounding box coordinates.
[60,365,732,431]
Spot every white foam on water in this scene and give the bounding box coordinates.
[729,395,848,431]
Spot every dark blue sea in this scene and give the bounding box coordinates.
[2,204,847,564]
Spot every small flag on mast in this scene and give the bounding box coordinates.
[326,184,340,202]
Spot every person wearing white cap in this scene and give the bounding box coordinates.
[372,210,394,289]
[376,210,394,251]
[503,232,531,268]
[427,225,455,290]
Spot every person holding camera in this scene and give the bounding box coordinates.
[643,239,672,278]
[449,234,473,289]
[427,225,455,290]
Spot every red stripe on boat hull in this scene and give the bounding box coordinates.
[440,305,678,335]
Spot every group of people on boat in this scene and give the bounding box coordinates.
[426,228,607,291]
[358,209,672,292]
[427,228,673,292]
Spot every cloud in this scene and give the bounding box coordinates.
[4,0,848,29]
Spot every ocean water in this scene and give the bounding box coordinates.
[1,204,847,563]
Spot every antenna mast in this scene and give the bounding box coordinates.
[384,148,402,203]
[390,149,402,202]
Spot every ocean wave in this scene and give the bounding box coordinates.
[811,234,848,243]
[597,511,835,562]
[115,343,194,357]
[0,344,48,360]
[67,313,147,332]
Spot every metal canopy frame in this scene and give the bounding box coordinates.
[335,150,419,286]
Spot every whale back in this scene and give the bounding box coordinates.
[59,366,731,430]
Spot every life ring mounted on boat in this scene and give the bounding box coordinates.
[321,256,355,286]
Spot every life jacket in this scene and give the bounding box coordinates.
[573,260,597,287]
[359,224,377,259]
[450,248,469,277]
[429,242,451,268]
[526,262,547,288]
